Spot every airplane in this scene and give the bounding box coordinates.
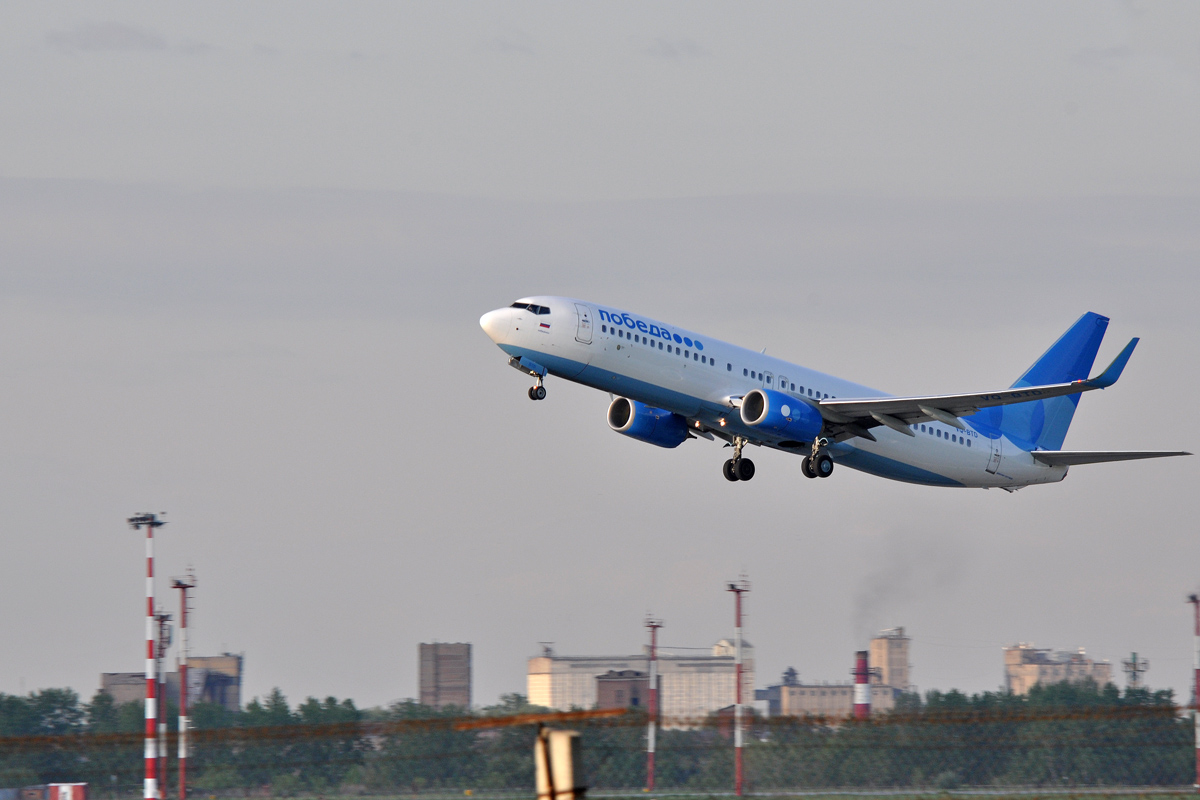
[479,297,1189,490]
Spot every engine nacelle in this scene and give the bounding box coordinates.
[740,388,824,441]
[607,397,689,449]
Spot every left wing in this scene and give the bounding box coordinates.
[815,338,1139,438]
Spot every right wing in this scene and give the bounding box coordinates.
[814,337,1139,439]
[1031,451,1191,466]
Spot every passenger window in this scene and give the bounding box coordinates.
[952,435,957,443]
[791,383,795,390]
[766,376,771,384]
[659,342,663,350]
[684,351,689,358]
[967,439,972,447]
[936,429,941,438]
[728,363,732,371]
[601,325,606,333]
[694,353,698,361]
[743,368,748,376]
[920,425,925,432]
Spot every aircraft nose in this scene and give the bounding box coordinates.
[479,308,511,344]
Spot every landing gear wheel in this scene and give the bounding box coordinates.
[814,453,834,478]
[533,385,546,400]
[735,458,756,481]
[722,459,739,482]
[801,456,817,479]
[528,387,537,400]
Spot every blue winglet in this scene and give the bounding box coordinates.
[1084,338,1138,389]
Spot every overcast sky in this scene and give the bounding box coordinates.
[0,2,1198,710]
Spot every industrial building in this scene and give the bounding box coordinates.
[100,653,243,712]
[757,628,912,718]
[1003,644,1112,694]
[869,627,913,692]
[419,643,472,709]
[595,670,649,709]
[527,640,754,720]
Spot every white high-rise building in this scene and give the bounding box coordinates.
[528,640,754,721]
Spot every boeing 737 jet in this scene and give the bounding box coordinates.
[479,297,1189,490]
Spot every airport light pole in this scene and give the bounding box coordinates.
[173,573,196,800]
[128,513,166,800]
[727,579,750,797]
[1189,594,1200,791]
[156,610,172,795]
[645,616,663,792]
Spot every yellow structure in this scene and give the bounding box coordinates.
[868,627,912,691]
[1003,644,1112,694]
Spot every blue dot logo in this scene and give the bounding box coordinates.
[683,337,693,347]
[694,340,704,351]
[673,334,682,344]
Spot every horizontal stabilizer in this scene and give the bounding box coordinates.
[1031,450,1192,467]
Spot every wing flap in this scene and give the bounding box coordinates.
[1031,451,1192,466]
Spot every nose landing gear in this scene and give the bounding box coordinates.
[527,375,546,401]
[722,437,756,482]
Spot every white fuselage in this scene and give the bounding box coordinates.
[481,296,1068,489]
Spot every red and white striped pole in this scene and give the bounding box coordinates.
[853,651,871,721]
[1189,594,1200,792]
[129,514,166,800]
[645,616,662,792]
[156,611,171,795]
[727,580,749,797]
[173,573,196,800]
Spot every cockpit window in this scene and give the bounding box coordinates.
[510,302,551,315]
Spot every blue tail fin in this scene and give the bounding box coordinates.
[972,313,1109,451]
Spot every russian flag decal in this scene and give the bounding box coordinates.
[540,322,551,329]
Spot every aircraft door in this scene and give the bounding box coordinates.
[574,304,593,344]
[985,437,1003,474]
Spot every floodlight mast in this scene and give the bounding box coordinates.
[155,609,172,794]
[128,513,166,800]
[172,572,197,800]
[727,579,750,797]
[644,615,663,792]
[1188,594,1200,791]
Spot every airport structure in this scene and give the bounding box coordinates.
[757,628,912,718]
[101,654,244,712]
[1003,644,1112,694]
[419,643,472,709]
[528,640,754,720]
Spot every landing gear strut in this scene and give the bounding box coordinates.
[803,437,834,479]
[527,376,546,401]
[722,437,756,482]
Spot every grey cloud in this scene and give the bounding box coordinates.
[644,37,710,60]
[45,22,215,56]
[45,21,166,53]
[477,36,536,56]
[1073,46,1135,70]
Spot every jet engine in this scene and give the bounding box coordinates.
[740,388,824,441]
[607,397,689,448]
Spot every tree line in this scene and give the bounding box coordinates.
[0,681,1191,794]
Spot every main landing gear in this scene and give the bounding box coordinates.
[723,437,756,482]
[801,438,834,479]
[527,377,546,401]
